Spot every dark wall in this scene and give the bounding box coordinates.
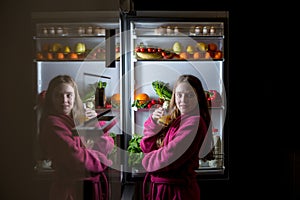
[0,1,119,200]
[0,0,295,200]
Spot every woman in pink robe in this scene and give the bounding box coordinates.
[140,74,214,200]
[39,75,114,200]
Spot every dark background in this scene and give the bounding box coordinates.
[0,0,296,199]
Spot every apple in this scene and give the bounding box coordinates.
[208,43,217,51]
[165,53,174,59]
[196,42,207,52]
[173,42,182,54]
[75,42,86,53]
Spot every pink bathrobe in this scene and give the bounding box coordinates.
[140,113,208,200]
[39,113,114,200]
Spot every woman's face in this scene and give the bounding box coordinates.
[175,82,198,115]
[51,83,75,116]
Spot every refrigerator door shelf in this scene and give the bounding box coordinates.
[35,23,118,38]
[132,22,224,37]
[73,115,117,137]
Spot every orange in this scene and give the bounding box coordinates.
[36,52,44,60]
[135,93,150,104]
[69,53,78,59]
[214,51,222,59]
[111,93,121,104]
[205,52,211,59]
[57,52,64,60]
[193,52,202,59]
[179,52,189,60]
[47,52,53,60]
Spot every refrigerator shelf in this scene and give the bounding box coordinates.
[133,34,224,38]
[33,34,106,39]
[195,167,225,175]
[134,58,224,62]
[72,115,117,137]
[34,59,107,62]
[133,23,224,37]
[126,167,225,181]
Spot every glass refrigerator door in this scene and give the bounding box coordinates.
[124,11,229,180]
[32,12,123,180]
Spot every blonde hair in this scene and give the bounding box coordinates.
[40,75,85,124]
[156,75,212,152]
[169,74,211,126]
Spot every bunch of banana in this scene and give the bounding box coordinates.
[136,52,162,59]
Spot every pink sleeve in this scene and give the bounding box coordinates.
[140,116,164,153]
[93,132,115,155]
[141,116,206,172]
[41,116,111,175]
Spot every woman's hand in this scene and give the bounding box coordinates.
[151,107,164,124]
[85,108,97,120]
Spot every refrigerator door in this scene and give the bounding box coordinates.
[32,11,123,185]
[123,11,229,180]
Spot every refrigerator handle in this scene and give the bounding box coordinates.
[105,29,116,68]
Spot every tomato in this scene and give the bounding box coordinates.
[135,47,140,52]
[151,99,157,105]
[205,90,222,107]
[147,103,153,108]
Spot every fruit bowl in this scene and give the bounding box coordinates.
[136,52,162,60]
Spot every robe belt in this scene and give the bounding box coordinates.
[143,173,194,200]
[150,175,188,185]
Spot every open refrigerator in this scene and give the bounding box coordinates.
[122,11,230,173]
[121,11,229,197]
[31,10,229,199]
